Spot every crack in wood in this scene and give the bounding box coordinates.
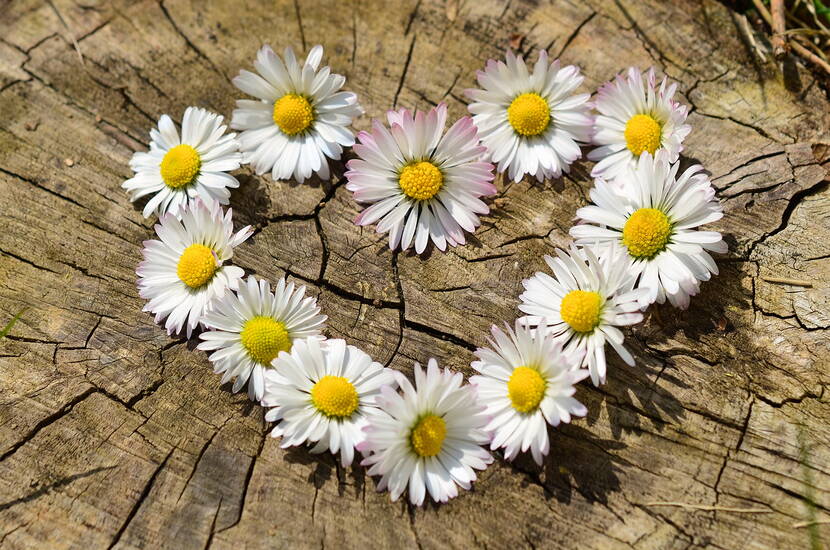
[393,34,417,108]
[106,448,174,549]
[1,0,828,547]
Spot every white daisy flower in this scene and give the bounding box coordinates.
[465,50,592,183]
[571,150,726,310]
[137,199,252,337]
[518,244,647,386]
[123,107,242,219]
[588,67,691,181]
[470,321,588,465]
[197,276,326,401]
[231,44,362,183]
[358,359,493,506]
[346,103,496,254]
[262,338,397,467]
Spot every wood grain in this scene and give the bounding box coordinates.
[0,0,828,548]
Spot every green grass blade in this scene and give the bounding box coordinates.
[0,308,27,339]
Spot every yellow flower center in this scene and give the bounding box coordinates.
[310,375,360,418]
[560,290,603,333]
[272,93,314,136]
[239,316,291,365]
[176,244,217,288]
[507,92,551,137]
[622,207,672,259]
[398,161,443,201]
[624,114,662,156]
[160,144,201,189]
[507,366,546,413]
[410,414,446,458]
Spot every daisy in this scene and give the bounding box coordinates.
[197,276,326,401]
[123,107,242,219]
[358,359,493,506]
[137,199,252,337]
[231,44,362,183]
[262,338,397,467]
[470,321,588,465]
[518,244,647,386]
[571,150,726,310]
[588,67,691,181]
[465,50,592,183]
[346,103,496,254]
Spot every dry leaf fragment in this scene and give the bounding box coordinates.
[509,33,524,50]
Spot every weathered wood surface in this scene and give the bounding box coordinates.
[0,0,828,548]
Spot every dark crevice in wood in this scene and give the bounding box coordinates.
[0,465,115,512]
[292,0,307,52]
[711,150,786,183]
[0,166,86,210]
[202,495,223,550]
[695,110,778,142]
[713,398,753,506]
[384,250,406,368]
[0,247,60,275]
[19,65,155,134]
[404,0,422,36]
[176,426,221,504]
[402,319,477,351]
[106,448,174,549]
[157,0,228,83]
[611,0,686,75]
[0,387,98,462]
[553,11,596,58]
[747,179,830,259]
[393,34,417,108]
[282,265,402,309]
[214,429,266,536]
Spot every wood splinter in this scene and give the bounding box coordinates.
[751,0,830,76]
[792,519,830,528]
[639,502,772,514]
[760,276,813,288]
[770,0,788,59]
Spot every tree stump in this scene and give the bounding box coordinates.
[1,0,828,548]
